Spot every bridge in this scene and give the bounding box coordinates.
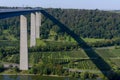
[0,8,116,79]
[0,8,43,70]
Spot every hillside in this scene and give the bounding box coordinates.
[0,8,120,40]
[43,8,120,39]
[1,8,120,79]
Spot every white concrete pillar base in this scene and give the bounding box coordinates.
[20,15,28,70]
[30,13,36,47]
[36,12,41,38]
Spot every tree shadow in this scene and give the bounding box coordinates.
[40,10,119,80]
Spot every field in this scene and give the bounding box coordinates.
[0,40,19,48]
[1,38,120,74]
[83,38,105,43]
[29,48,120,72]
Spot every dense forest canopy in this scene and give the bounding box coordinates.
[0,7,120,39]
[44,8,120,39]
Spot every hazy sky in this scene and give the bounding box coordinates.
[0,0,120,10]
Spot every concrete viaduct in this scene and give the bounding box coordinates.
[0,9,42,70]
[0,9,115,80]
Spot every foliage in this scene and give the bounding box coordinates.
[29,63,64,76]
[44,8,120,39]
[0,63,4,72]
[1,8,120,40]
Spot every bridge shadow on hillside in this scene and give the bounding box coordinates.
[40,10,119,80]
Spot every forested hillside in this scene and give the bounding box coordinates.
[0,8,120,40]
[43,8,120,39]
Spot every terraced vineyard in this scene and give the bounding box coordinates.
[0,40,19,47]
[29,48,120,72]
[1,39,120,74]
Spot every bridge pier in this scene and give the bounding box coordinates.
[20,12,41,70]
[0,9,42,70]
[30,13,36,47]
[36,12,41,38]
[20,15,28,70]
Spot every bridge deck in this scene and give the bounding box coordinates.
[0,9,41,19]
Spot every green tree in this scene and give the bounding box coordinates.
[0,63,4,72]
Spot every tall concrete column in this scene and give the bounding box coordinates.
[30,13,36,47]
[20,15,28,70]
[36,12,41,38]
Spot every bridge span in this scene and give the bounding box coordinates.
[0,9,42,70]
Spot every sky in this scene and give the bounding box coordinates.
[0,0,120,10]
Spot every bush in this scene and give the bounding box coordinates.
[0,63,4,72]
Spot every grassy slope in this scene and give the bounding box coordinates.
[1,38,120,72]
[83,38,105,43]
[29,47,120,71]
